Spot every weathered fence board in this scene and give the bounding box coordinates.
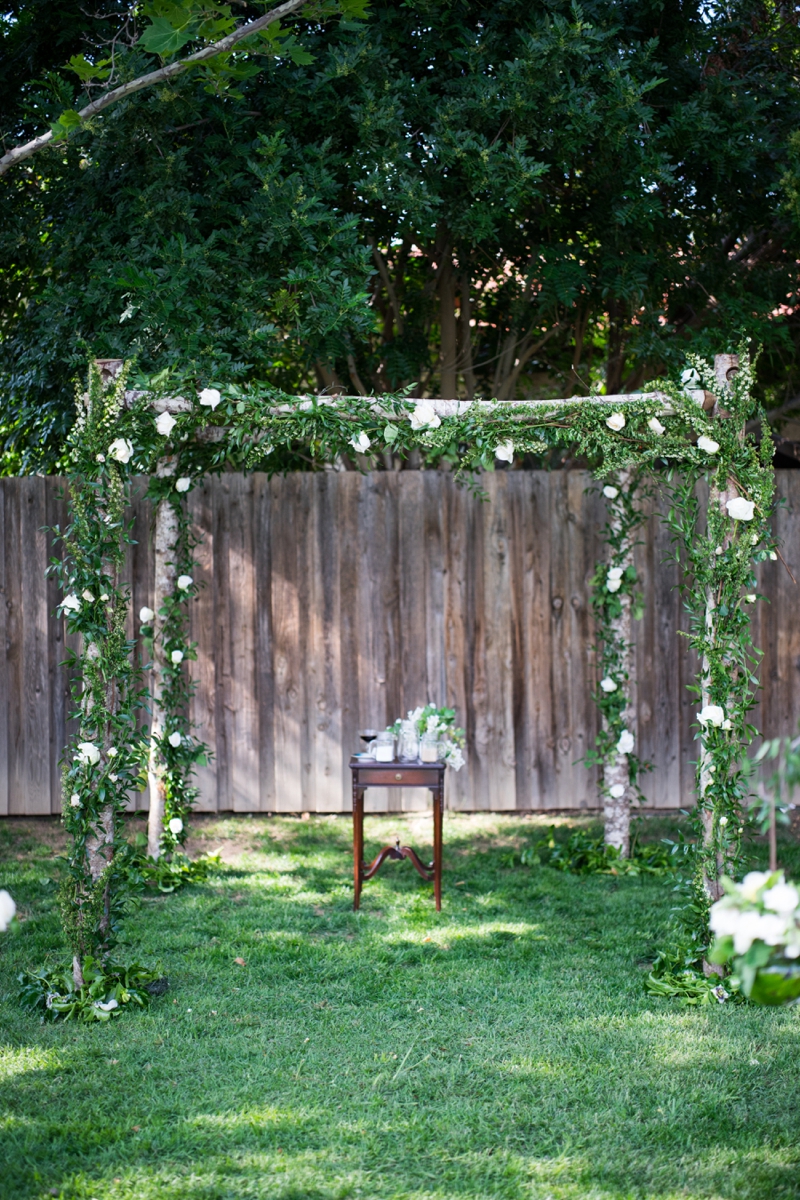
[1,471,798,815]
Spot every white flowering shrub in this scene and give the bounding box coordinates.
[709,872,800,1005]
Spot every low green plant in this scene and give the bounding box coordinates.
[17,955,163,1023]
[515,824,675,876]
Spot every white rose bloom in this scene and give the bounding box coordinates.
[495,440,514,463]
[697,435,719,454]
[107,747,117,757]
[82,590,95,603]
[606,577,622,593]
[608,783,625,799]
[100,593,109,602]
[70,793,82,807]
[175,477,191,493]
[607,567,624,580]
[697,704,725,727]
[744,594,757,604]
[730,911,766,955]
[600,678,618,693]
[198,387,222,410]
[139,606,155,623]
[616,729,635,755]
[763,882,800,916]
[76,741,100,765]
[108,437,134,464]
[0,890,16,932]
[96,453,105,463]
[171,649,184,664]
[648,417,666,436]
[410,401,441,430]
[447,746,465,772]
[722,718,732,730]
[169,817,184,835]
[769,551,778,561]
[605,412,626,432]
[61,594,81,614]
[709,902,741,937]
[168,731,182,748]
[726,497,755,522]
[740,871,771,902]
[176,575,193,590]
[602,486,619,499]
[350,431,371,453]
[155,411,177,437]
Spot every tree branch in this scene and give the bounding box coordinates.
[0,0,310,177]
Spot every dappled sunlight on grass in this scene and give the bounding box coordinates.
[1,813,800,1199]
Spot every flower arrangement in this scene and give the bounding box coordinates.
[709,871,800,1005]
[389,705,466,770]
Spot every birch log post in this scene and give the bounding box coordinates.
[699,352,740,904]
[146,464,179,859]
[602,466,637,857]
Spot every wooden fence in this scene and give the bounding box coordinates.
[1,471,798,816]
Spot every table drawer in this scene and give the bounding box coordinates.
[355,767,441,787]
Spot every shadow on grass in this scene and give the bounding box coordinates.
[1,814,800,1200]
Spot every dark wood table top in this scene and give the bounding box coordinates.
[349,757,445,786]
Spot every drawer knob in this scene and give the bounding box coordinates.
[395,773,403,780]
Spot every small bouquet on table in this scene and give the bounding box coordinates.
[387,705,466,769]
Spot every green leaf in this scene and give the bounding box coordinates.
[288,45,315,66]
[66,54,112,83]
[49,110,83,141]
[340,0,371,18]
[138,16,196,57]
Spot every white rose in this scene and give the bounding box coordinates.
[107,747,117,757]
[96,453,105,463]
[61,594,81,614]
[769,551,777,561]
[495,440,514,463]
[709,902,741,937]
[731,911,767,955]
[744,594,756,604]
[168,817,183,835]
[648,417,666,436]
[175,478,191,493]
[108,438,133,464]
[155,411,176,437]
[350,431,371,453]
[600,678,618,693]
[139,606,155,623]
[763,882,799,916]
[198,387,222,410]
[82,590,95,603]
[171,649,184,664]
[605,412,626,432]
[697,435,719,454]
[616,729,635,755]
[608,783,625,799]
[697,705,725,728]
[176,575,193,591]
[602,486,619,499]
[69,793,81,807]
[606,577,622,593]
[722,718,732,730]
[168,732,182,748]
[75,741,100,765]
[740,871,770,902]
[410,401,441,431]
[0,889,16,933]
[100,593,109,602]
[726,497,755,522]
[607,567,624,580]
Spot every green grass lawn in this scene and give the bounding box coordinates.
[1,811,799,1200]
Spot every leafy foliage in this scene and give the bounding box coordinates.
[18,954,162,1022]
[512,823,675,877]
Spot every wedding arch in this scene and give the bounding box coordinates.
[53,348,776,991]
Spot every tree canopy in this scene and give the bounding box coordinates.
[1,0,799,470]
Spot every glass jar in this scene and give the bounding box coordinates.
[397,719,419,762]
[419,731,440,763]
[374,731,395,762]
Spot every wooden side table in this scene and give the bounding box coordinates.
[349,757,446,911]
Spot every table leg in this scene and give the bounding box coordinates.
[433,780,443,911]
[353,781,364,910]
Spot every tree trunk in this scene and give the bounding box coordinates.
[438,251,458,399]
[147,473,179,859]
[458,270,477,400]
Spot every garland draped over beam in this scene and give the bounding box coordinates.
[46,346,776,1002]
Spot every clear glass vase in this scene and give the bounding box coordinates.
[397,719,419,762]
